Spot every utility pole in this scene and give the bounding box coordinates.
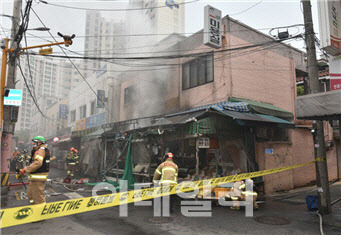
[302,0,331,215]
[1,0,22,195]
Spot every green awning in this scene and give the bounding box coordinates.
[185,117,217,135]
[217,110,295,128]
[228,97,294,120]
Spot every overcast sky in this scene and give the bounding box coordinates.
[0,0,321,54]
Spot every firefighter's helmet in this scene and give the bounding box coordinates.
[32,136,46,144]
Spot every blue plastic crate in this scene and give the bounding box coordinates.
[305,195,319,210]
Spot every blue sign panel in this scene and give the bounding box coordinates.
[96,65,107,78]
[97,90,105,108]
[59,104,68,119]
[165,0,178,9]
[265,149,273,154]
[86,113,105,129]
[4,89,22,106]
[165,0,174,9]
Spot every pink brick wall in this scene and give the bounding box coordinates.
[178,34,297,114]
[291,128,316,187]
[256,142,294,194]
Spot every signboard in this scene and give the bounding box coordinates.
[75,118,86,131]
[329,55,341,91]
[265,149,274,154]
[203,5,222,49]
[59,104,68,119]
[39,48,53,55]
[53,137,59,142]
[165,0,178,9]
[96,65,107,78]
[317,0,341,55]
[97,90,106,108]
[4,89,22,106]
[198,137,210,148]
[85,113,105,129]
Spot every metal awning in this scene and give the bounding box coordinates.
[216,110,295,128]
[71,127,101,137]
[295,90,341,121]
[52,134,71,148]
[228,97,294,120]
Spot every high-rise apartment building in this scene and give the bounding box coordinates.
[128,0,185,43]
[83,11,126,79]
[15,55,62,131]
[15,55,83,132]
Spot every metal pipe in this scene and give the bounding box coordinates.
[0,38,9,130]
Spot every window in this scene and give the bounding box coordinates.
[124,86,135,105]
[70,110,76,122]
[182,54,214,90]
[256,127,289,142]
[90,101,96,115]
[79,105,86,119]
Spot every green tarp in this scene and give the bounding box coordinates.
[183,116,244,137]
[117,134,136,190]
[185,117,217,135]
[228,97,294,121]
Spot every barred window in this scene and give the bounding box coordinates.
[182,54,214,90]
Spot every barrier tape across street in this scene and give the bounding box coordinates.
[1,159,323,228]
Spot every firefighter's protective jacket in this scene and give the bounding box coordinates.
[24,144,50,182]
[66,151,79,165]
[226,179,257,198]
[153,159,178,185]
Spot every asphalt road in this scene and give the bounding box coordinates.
[1,168,341,235]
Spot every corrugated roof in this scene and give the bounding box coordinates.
[217,110,294,127]
[228,97,294,120]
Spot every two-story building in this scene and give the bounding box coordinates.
[98,16,339,193]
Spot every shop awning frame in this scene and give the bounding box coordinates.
[295,90,341,121]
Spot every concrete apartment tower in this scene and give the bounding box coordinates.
[83,10,126,79]
[127,0,185,47]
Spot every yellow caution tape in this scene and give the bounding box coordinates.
[315,157,326,162]
[0,160,316,228]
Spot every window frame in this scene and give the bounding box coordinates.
[182,54,214,90]
[70,110,76,122]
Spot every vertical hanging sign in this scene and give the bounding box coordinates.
[59,104,68,119]
[97,90,105,108]
[203,5,222,49]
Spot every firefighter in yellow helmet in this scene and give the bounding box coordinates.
[18,136,51,205]
[226,179,258,210]
[153,152,179,212]
[65,147,79,179]
[153,152,178,185]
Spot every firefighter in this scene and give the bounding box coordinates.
[226,179,258,210]
[65,147,79,178]
[153,152,179,212]
[10,148,19,172]
[17,149,27,169]
[12,147,20,158]
[18,136,51,205]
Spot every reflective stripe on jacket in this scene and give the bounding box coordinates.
[28,172,49,181]
[153,160,178,185]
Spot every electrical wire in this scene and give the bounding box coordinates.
[230,0,263,16]
[17,59,52,122]
[17,66,64,128]
[28,35,302,61]
[39,0,200,11]
[23,31,38,101]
